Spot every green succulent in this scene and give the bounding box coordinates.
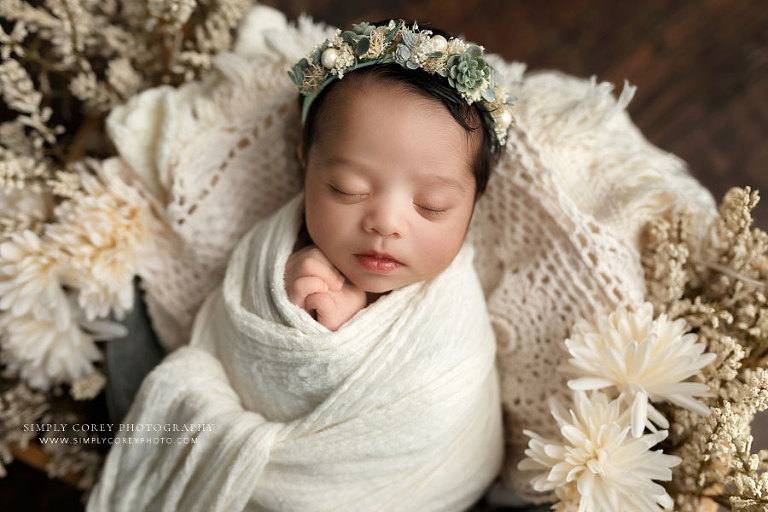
[351,22,375,36]
[446,45,490,95]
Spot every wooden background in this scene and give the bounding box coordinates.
[1,1,765,510]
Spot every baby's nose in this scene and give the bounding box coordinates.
[362,202,404,238]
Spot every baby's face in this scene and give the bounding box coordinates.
[302,78,477,294]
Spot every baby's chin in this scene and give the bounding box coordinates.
[345,272,406,295]
[337,260,423,294]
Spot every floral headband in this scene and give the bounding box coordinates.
[288,19,516,154]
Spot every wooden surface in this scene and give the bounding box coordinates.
[1,1,766,510]
[263,0,768,229]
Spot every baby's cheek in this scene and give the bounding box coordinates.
[416,228,464,278]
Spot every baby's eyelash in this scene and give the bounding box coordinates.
[329,185,446,216]
[417,205,447,216]
[329,185,365,198]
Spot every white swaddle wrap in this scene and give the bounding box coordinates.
[87,192,504,511]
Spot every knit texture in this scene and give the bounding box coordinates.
[104,5,718,501]
[87,192,503,511]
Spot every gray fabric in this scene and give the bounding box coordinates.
[105,280,166,424]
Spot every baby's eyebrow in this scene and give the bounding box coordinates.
[420,174,467,192]
[323,154,467,192]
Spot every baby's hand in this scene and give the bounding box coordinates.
[284,245,366,331]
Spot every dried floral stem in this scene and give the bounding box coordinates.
[694,258,766,288]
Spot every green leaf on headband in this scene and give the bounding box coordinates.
[311,47,322,65]
[481,87,496,102]
[427,52,443,59]
[384,20,403,44]
[355,37,370,56]
[287,58,308,85]
[342,31,357,46]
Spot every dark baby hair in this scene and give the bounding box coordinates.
[298,20,501,200]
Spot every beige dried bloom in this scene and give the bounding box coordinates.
[105,57,143,100]
[47,158,168,321]
[701,328,745,385]
[0,378,50,477]
[0,58,42,114]
[1,0,255,213]
[146,0,196,30]
[360,25,388,59]
[298,62,327,94]
[70,67,115,114]
[640,186,768,507]
[0,120,40,159]
[170,51,213,82]
[0,59,63,149]
[0,150,50,192]
[0,19,28,60]
[39,411,104,489]
[640,212,691,311]
[45,169,81,199]
[69,369,106,400]
[192,0,252,56]
[43,0,91,67]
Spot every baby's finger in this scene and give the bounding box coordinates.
[305,292,339,330]
[299,249,345,291]
[287,276,328,309]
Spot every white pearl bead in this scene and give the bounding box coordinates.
[321,48,338,69]
[500,110,512,125]
[431,35,448,52]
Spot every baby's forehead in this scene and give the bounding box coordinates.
[319,78,478,150]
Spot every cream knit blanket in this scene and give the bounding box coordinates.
[87,192,504,511]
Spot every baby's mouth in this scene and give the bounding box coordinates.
[354,252,403,274]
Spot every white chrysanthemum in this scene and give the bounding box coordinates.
[0,231,64,325]
[0,305,102,391]
[519,391,680,512]
[47,157,166,321]
[565,302,716,436]
[0,230,119,390]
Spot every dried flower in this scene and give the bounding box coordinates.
[47,158,167,321]
[70,369,106,401]
[0,230,102,390]
[566,302,716,436]
[0,379,49,477]
[640,186,768,507]
[519,391,680,511]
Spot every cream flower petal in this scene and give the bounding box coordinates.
[0,299,101,391]
[48,157,168,321]
[565,302,715,434]
[519,391,679,512]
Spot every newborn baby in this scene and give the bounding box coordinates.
[87,19,511,512]
[285,51,492,331]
